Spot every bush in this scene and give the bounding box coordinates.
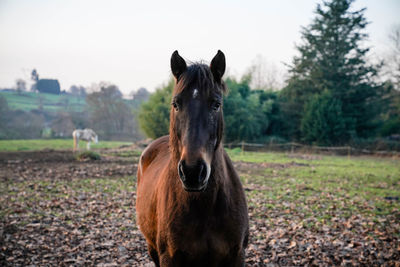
[379,118,400,137]
[138,79,173,139]
[75,151,101,161]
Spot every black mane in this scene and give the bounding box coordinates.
[175,63,226,96]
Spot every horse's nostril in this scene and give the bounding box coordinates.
[178,161,185,181]
[198,164,204,182]
[198,162,208,183]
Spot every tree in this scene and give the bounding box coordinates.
[0,96,9,139]
[385,25,400,90]
[137,76,282,142]
[130,87,151,110]
[31,69,39,82]
[0,108,45,139]
[51,112,75,137]
[69,85,80,95]
[31,69,39,92]
[15,79,26,95]
[247,54,283,91]
[69,85,87,97]
[138,80,173,139]
[224,77,262,142]
[224,77,281,142]
[378,82,400,136]
[281,0,382,142]
[131,87,150,102]
[301,91,347,145]
[86,83,137,140]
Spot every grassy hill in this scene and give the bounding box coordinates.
[0,91,86,112]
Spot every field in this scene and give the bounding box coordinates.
[0,91,86,112]
[0,139,132,152]
[0,142,399,266]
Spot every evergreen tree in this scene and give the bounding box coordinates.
[301,91,347,145]
[281,0,382,142]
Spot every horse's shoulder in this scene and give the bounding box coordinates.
[138,135,169,174]
[221,148,246,200]
[221,149,236,173]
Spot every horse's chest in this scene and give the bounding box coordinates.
[168,221,232,259]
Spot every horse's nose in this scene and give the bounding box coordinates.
[178,159,208,186]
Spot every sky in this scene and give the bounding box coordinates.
[0,0,399,95]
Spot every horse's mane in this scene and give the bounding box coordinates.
[174,63,227,96]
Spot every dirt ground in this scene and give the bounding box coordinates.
[0,148,399,266]
[0,149,136,182]
[0,148,150,266]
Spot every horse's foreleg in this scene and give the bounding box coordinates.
[159,250,185,267]
[222,248,245,267]
[147,244,160,267]
[87,141,91,150]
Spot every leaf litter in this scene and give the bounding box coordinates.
[0,149,399,266]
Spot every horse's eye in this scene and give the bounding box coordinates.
[213,102,221,111]
[172,102,179,112]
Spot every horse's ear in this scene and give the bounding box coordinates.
[210,50,226,83]
[171,50,187,80]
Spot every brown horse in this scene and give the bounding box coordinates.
[136,50,249,266]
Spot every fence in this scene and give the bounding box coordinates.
[224,141,400,157]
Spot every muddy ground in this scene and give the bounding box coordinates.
[0,148,399,266]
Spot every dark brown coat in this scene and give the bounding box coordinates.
[136,51,249,267]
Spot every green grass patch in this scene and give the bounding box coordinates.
[109,150,142,158]
[0,139,132,151]
[0,91,86,112]
[225,148,311,165]
[75,151,101,161]
[227,149,400,227]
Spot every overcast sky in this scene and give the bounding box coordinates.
[0,0,399,94]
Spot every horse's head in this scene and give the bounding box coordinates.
[93,135,98,144]
[170,50,226,192]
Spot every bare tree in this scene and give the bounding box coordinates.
[15,79,26,95]
[86,83,140,140]
[69,85,87,96]
[31,69,39,92]
[51,112,75,137]
[69,85,80,95]
[384,25,400,90]
[31,69,39,82]
[247,54,284,91]
[130,87,150,102]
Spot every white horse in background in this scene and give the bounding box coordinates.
[72,129,98,151]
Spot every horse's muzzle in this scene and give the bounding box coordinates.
[178,159,210,192]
